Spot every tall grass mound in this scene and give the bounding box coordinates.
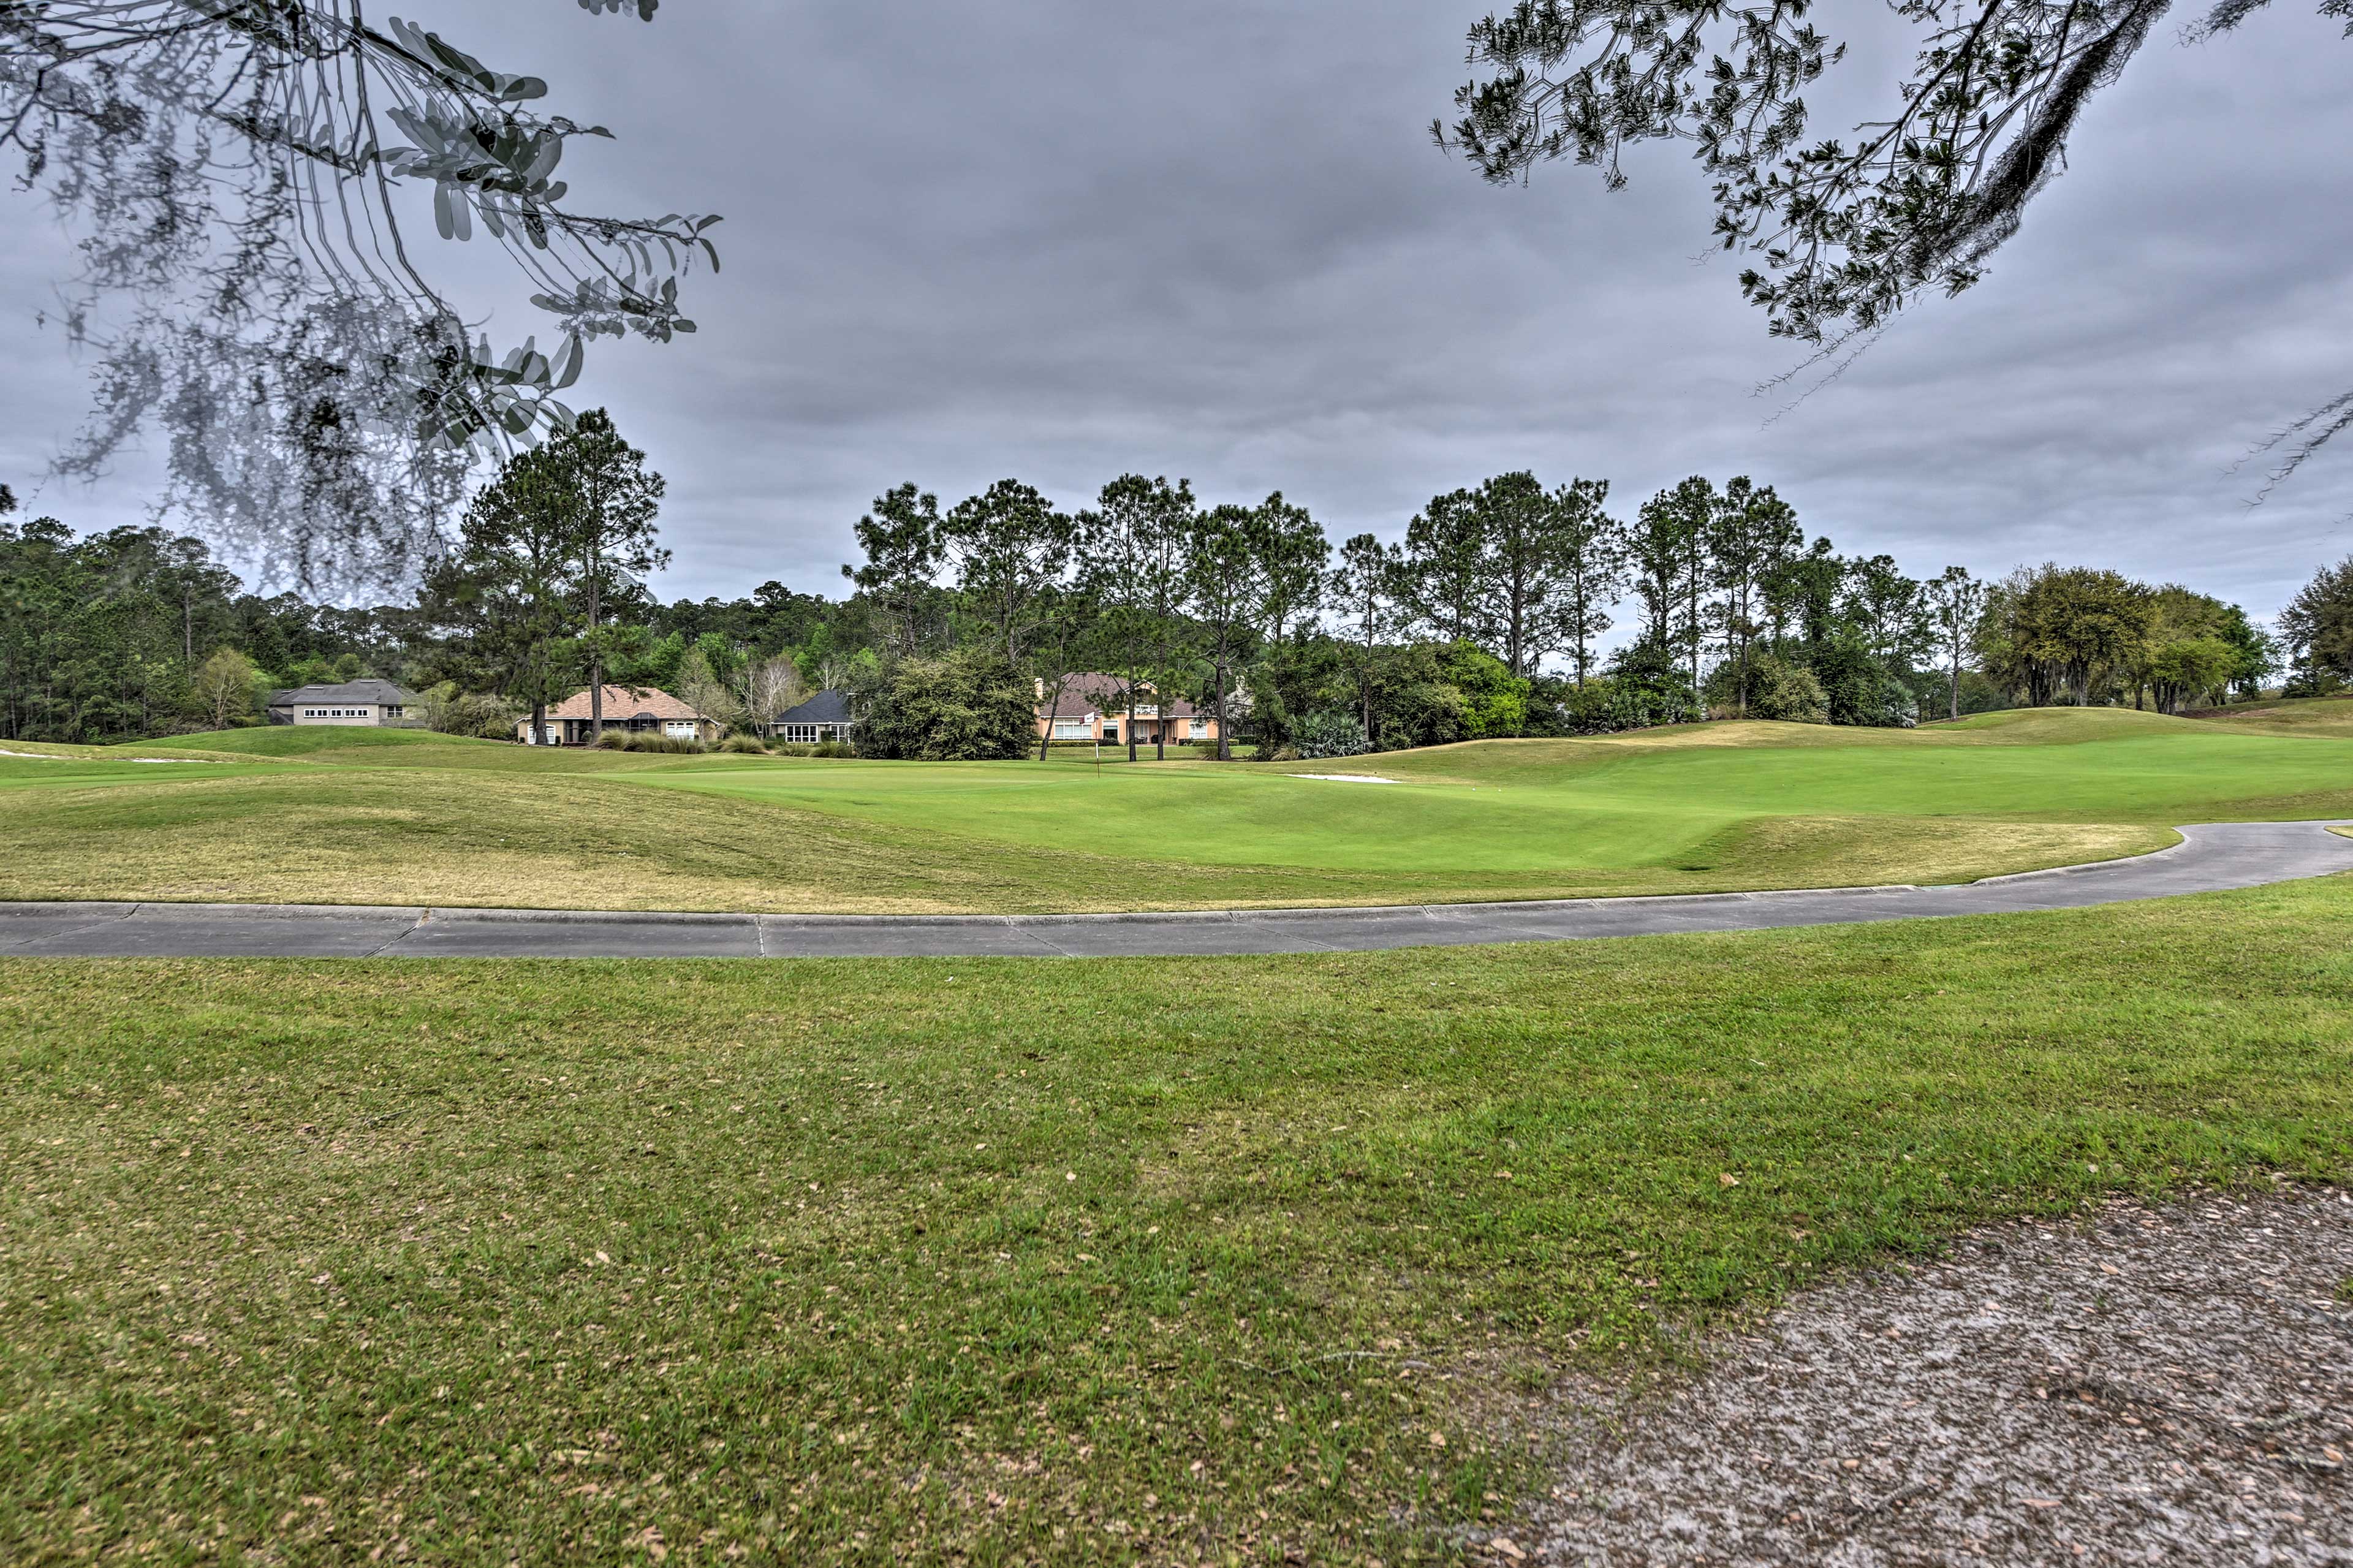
[594,731,707,754]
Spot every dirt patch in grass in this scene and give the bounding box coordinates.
[1507,1187,2353,1565]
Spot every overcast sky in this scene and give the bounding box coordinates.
[4,1,2351,627]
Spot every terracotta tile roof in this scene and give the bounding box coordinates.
[543,684,707,721]
[1043,672,1202,719]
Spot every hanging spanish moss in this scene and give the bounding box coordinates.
[1,0,719,594]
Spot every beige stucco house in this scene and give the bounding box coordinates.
[516,684,722,746]
[1035,673,1221,747]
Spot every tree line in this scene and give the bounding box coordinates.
[824,469,2292,759]
[4,447,2344,752]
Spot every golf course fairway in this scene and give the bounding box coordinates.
[1,703,2349,913]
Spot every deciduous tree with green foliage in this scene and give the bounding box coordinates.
[673,644,741,735]
[2282,556,2353,691]
[190,648,258,731]
[1980,564,2156,707]
[1085,475,1195,762]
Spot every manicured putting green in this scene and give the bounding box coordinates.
[641,706,2353,876]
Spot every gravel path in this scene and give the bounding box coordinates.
[1507,1189,2353,1566]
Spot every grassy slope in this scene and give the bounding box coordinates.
[2186,696,2353,737]
[0,708,2344,911]
[2,879,2349,1563]
[0,743,1540,914]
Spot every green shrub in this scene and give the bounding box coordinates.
[1556,680,1624,735]
[720,733,770,754]
[1295,709,1371,759]
[1366,641,1531,749]
[854,648,1029,761]
[1745,655,1829,724]
[1604,638,1703,727]
[1436,640,1528,739]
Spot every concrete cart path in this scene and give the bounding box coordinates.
[2,820,2347,960]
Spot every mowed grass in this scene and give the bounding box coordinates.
[3,879,2351,1563]
[0,703,2347,911]
[653,707,2353,877]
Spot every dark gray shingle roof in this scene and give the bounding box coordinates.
[269,679,420,706]
[775,689,851,725]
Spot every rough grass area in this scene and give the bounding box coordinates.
[2188,697,2353,737]
[7,706,2350,912]
[2,877,2349,1564]
[0,765,1409,914]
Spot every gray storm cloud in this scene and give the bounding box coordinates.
[3,0,2347,616]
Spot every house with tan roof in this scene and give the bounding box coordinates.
[515,685,722,746]
[1036,673,1221,748]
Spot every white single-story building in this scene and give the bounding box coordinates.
[772,689,852,745]
[267,679,421,726]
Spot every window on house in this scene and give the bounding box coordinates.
[1188,718,1207,740]
[1103,725,1120,743]
[663,721,697,738]
[1051,718,1091,740]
